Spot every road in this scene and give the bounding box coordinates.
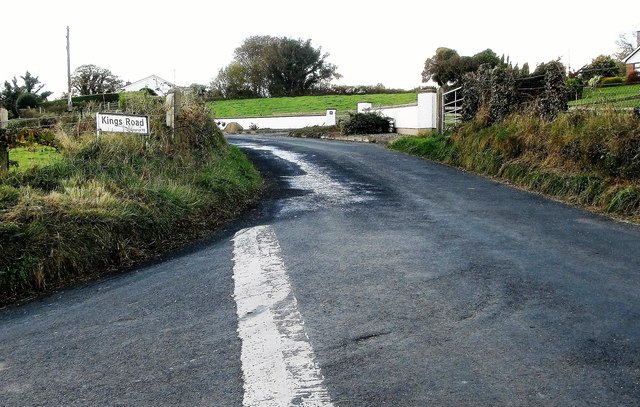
[1,134,640,406]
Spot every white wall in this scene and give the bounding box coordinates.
[122,76,173,96]
[215,91,438,134]
[217,110,336,130]
[363,90,437,133]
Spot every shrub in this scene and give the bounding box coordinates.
[71,93,120,104]
[340,112,391,135]
[16,93,40,109]
[538,65,568,120]
[566,78,584,100]
[588,76,602,88]
[600,77,625,86]
[627,71,640,84]
[289,125,339,139]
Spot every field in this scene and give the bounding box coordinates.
[209,93,418,118]
[569,83,640,108]
[9,147,61,172]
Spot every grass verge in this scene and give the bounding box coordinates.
[390,110,640,223]
[569,83,640,108]
[0,135,263,306]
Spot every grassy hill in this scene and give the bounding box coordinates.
[209,93,418,118]
[569,83,640,108]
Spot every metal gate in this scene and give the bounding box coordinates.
[442,86,463,131]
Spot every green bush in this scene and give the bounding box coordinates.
[289,125,339,139]
[600,77,625,86]
[340,112,391,135]
[16,93,40,109]
[566,78,584,100]
[72,93,120,104]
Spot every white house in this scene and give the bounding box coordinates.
[623,31,640,76]
[120,75,174,95]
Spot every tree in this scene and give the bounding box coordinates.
[71,64,123,95]
[579,55,623,80]
[422,47,461,86]
[614,32,637,61]
[1,71,51,118]
[422,47,503,87]
[212,36,340,98]
[211,62,254,99]
[233,35,277,97]
[265,38,340,97]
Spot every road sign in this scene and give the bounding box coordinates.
[96,113,149,136]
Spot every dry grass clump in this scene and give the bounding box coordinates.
[0,125,262,304]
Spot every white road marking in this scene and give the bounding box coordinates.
[235,143,372,215]
[232,225,334,407]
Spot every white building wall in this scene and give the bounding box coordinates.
[363,90,437,133]
[217,110,335,130]
[122,76,173,95]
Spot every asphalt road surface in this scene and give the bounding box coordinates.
[2,134,640,406]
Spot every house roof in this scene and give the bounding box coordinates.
[122,74,174,89]
[623,46,640,63]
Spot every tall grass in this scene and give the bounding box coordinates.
[390,109,640,222]
[0,133,262,304]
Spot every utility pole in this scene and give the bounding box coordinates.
[66,26,72,112]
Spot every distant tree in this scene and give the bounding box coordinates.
[614,32,637,61]
[211,63,254,99]
[1,71,51,117]
[579,55,623,80]
[422,47,503,87]
[473,49,502,68]
[212,36,340,98]
[422,47,461,86]
[265,37,340,97]
[71,64,123,95]
[233,35,277,97]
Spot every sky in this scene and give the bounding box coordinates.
[2,1,638,99]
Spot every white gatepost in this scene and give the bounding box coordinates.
[325,109,337,126]
[417,87,437,131]
[357,102,372,113]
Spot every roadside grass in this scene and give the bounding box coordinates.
[0,134,263,305]
[210,93,418,118]
[390,110,640,223]
[569,83,640,108]
[9,147,62,172]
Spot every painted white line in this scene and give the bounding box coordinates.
[232,225,334,407]
[235,143,372,215]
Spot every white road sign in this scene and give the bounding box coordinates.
[96,113,149,135]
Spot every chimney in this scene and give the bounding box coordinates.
[637,31,640,48]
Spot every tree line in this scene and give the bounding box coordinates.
[3,31,636,119]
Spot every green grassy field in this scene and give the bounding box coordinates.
[9,147,62,171]
[569,83,640,108]
[209,93,418,118]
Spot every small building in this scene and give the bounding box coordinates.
[120,75,174,96]
[623,31,640,76]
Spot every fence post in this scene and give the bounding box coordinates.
[436,87,444,133]
[0,107,8,172]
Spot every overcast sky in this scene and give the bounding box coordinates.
[2,1,638,98]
